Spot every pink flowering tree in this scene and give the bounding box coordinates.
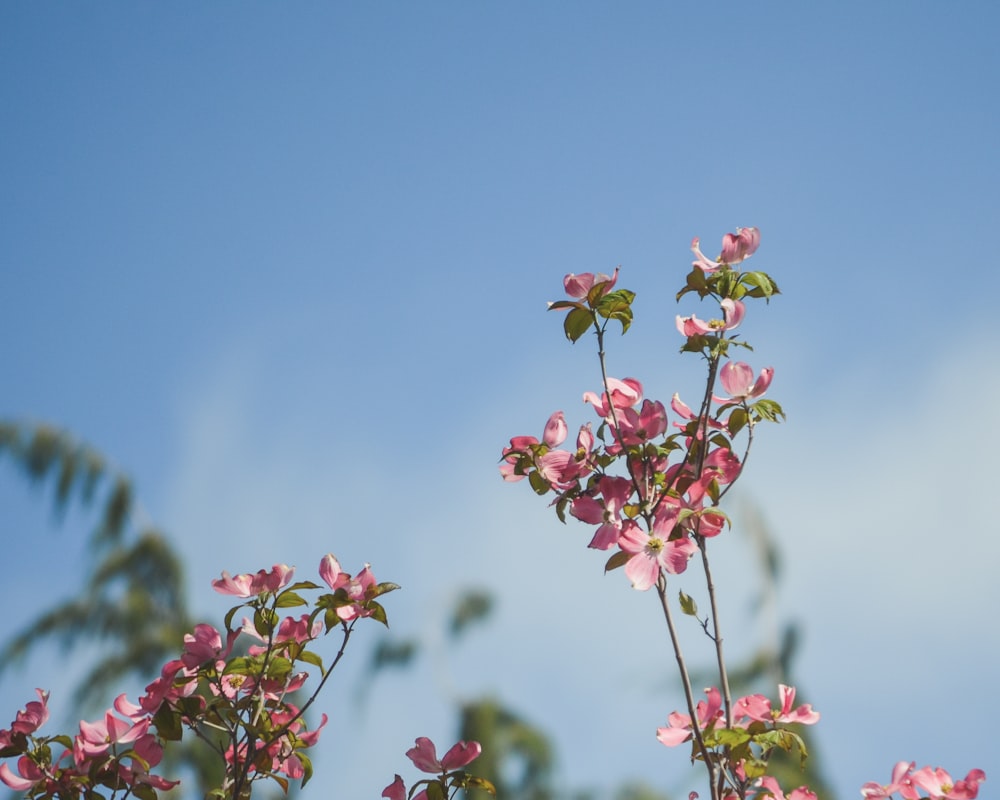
[501,229,985,800]
[0,556,496,800]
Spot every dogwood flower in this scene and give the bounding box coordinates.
[734,684,819,726]
[405,737,482,773]
[212,564,295,597]
[563,267,619,300]
[656,687,724,747]
[718,361,773,402]
[691,228,760,273]
[677,298,746,337]
[619,506,698,591]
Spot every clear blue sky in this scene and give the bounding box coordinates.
[2,3,997,798]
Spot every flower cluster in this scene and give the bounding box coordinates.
[501,229,986,800]
[0,555,398,800]
[861,762,986,800]
[382,737,494,800]
[503,231,781,597]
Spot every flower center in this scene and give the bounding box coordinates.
[646,536,664,554]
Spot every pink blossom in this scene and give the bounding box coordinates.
[570,476,635,550]
[0,758,41,791]
[754,776,816,800]
[734,684,819,726]
[910,765,986,799]
[406,737,482,773]
[582,377,643,418]
[677,298,746,337]
[319,555,378,620]
[563,267,619,300]
[670,393,724,435]
[720,227,760,265]
[656,687,724,747]
[619,506,698,591]
[617,399,668,445]
[212,564,295,597]
[138,658,198,715]
[181,623,239,668]
[690,227,759,273]
[75,709,151,764]
[861,762,921,800]
[718,361,773,402]
[383,775,407,800]
[499,413,574,482]
[542,411,568,447]
[9,688,49,735]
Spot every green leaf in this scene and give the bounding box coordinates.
[426,780,447,800]
[563,306,594,342]
[131,784,157,800]
[265,656,293,680]
[604,550,630,572]
[547,300,582,312]
[727,407,748,436]
[710,727,751,747]
[555,494,569,523]
[679,591,698,616]
[741,271,781,300]
[371,581,402,598]
[275,591,307,608]
[298,752,314,787]
[461,775,497,795]
[368,600,390,627]
[528,470,551,495]
[286,580,321,591]
[222,656,253,676]
[676,268,709,301]
[152,704,183,741]
[751,398,786,423]
[254,607,278,637]
[298,649,325,670]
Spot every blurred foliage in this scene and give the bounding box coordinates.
[0,420,222,793]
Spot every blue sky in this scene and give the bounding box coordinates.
[2,3,998,798]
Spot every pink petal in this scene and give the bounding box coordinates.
[406,737,442,773]
[440,740,482,770]
[542,411,568,447]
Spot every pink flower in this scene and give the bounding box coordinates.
[542,411,568,447]
[910,765,986,799]
[406,737,482,773]
[75,709,151,764]
[582,377,643,418]
[718,361,773,402]
[570,476,635,550]
[861,761,918,799]
[319,555,378,620]
[618,506,698,591]
[754,776,816,800]
[383,775,406,800]
[720,227,760,265]
[138,659,198,715]
[656,687,724,747]
[9,688,49,735]
[617,399,668,445]
[0,757,45,792]
[563,267,619,300]
[690,228,759,273]
[734,685,819,726]
[677,298,746,337]
[212,564,295,597]
[181,623,238,668]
